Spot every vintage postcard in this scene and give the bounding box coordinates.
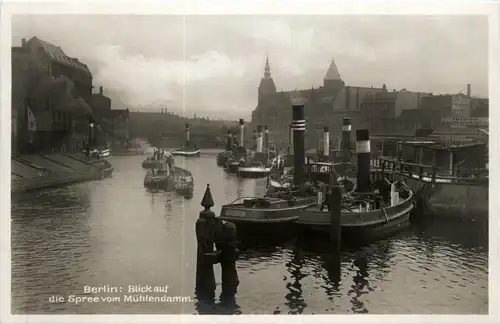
[1,0,498,323]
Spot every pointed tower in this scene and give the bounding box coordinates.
[258,54,276,101]
[323,56,345,90]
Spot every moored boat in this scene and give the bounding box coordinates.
[218,192,318,246]
[297,180,414,245]
[237,163,271,179]
[81,147,111,158]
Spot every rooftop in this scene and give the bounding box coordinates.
[25,37,92,76]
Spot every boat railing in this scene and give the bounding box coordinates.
[374,157,488,185]
[224,196,271,206]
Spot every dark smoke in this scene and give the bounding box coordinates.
[47,75,93,117]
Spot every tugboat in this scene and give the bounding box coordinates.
[217,119,245,167]
[171,123,201,157]
[142,149,169,169]
[171,166,195,197]
[237,154,272,178]
[218,101,317,246]
[236,125,273,179]
[297,129,415,245]
[143,155,194,194]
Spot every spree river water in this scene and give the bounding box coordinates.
[11,150,488,314]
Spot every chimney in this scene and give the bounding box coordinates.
[21,38,26,47]
[356,129,371,194]
[291,100,306,187]
[341,117,352,164]
[185,123,190,144]
[323,126,330,157]
[239,119,245,147]
[99,86,103,96]
[467,84,471,97]
[256,125,264,153]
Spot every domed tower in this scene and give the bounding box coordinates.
[323,56,345,90]
[258,55,276,102]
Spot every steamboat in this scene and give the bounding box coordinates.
[171,123,201,157]
[143,155,194,195]
[219,102,414,247]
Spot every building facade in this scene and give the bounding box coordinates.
[12,36,93,153]
[90,86,130,147]
[251,56,388,149]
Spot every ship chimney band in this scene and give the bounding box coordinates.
[356,140,371,153]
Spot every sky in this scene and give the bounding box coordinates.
[11,15,488,120]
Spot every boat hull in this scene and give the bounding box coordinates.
[226,162,239,174]
[142,159,168,169]
[171,150,201,157]
[219,196,317,246]
[297,190,414,245]
[237,166,271,179]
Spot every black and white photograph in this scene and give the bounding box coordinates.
[1,1,498,322]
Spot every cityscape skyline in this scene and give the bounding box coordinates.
[11,15,488,120]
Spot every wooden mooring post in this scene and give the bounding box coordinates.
[329,186,342,254]
[195,184,219,300]
[195,184,239,303]
[326,185,342,282]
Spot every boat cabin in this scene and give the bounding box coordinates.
[398,141,487,177]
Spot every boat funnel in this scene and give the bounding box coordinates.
[342,117,351,163]
[239,119,244,147]
[291,100,306,186]
[185,123,190,143]
[356,129,371,193]
[256,125,264,153]
[323,126,330,157]
[289,124,294,155]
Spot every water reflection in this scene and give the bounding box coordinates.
[11,184,94,313]
[283,248,307,314]
[10,153,489,314]
[348,254,370,313]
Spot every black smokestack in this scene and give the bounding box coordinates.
[291,100,306,186]
[356,129,371,193]
[185,123,190,144]
[239,119,244,147]
[342,117,352,163]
